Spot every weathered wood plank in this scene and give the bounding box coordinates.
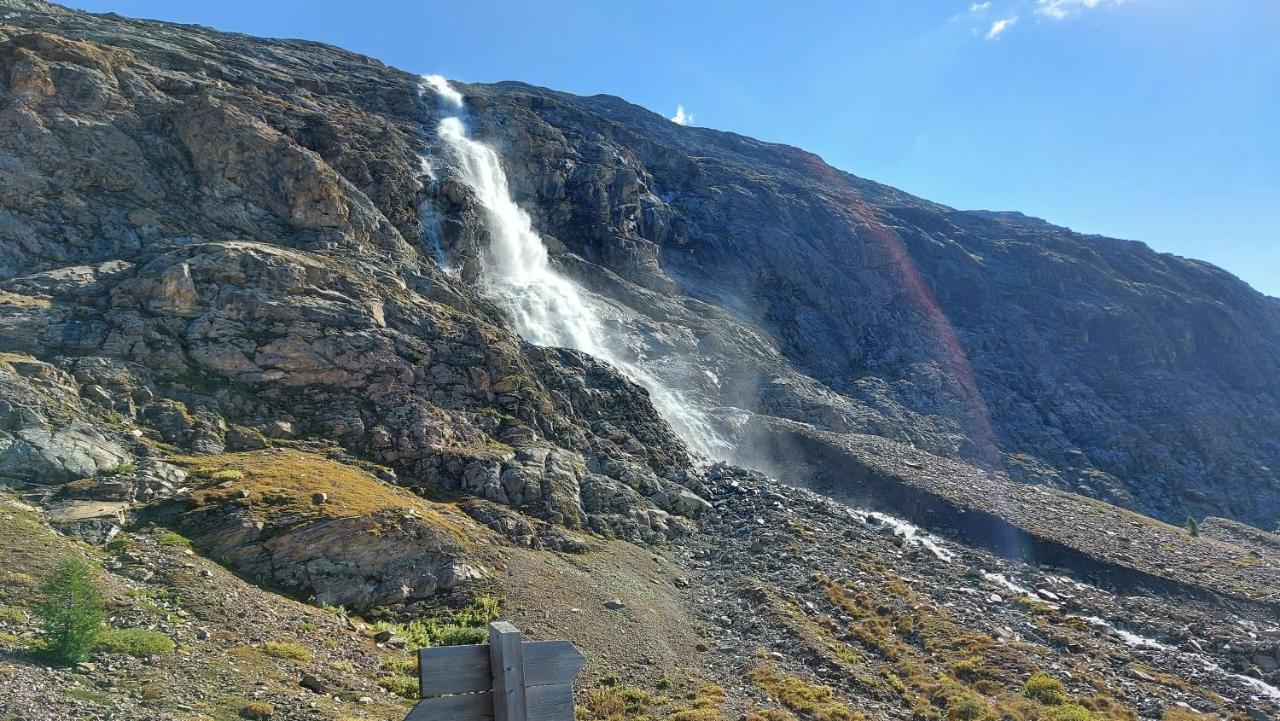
[416,639,584,696]
[526,682,575,721]
[404,691,494,721]
[489,621,527,721]
[418,643,491,695]
[523,641,586,687]
[403,684,571,721]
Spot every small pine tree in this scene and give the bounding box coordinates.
[1184,515,1200,537]
[37,557,105,664]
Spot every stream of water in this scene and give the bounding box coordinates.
[421,76,724,458]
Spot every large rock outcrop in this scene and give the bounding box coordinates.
[0,0,709,580]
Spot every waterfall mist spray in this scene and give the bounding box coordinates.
[421,76,726,459]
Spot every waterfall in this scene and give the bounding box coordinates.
[421,76,725,459]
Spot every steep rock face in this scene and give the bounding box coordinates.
[0,0,707,564]
[441,82,1280,528]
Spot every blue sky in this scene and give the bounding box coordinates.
[64,0,1279,296]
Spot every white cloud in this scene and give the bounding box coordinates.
[1036,0,1125,20]
[670,105,694,126]
[986,16,1018,39]
[970,2,991,11]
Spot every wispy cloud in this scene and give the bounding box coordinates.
[1036,0,1126,21]
[671,105,694,126]
[986,16,1018,39]
[969,1,991,11]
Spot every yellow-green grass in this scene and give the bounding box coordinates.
[169,449,475,543]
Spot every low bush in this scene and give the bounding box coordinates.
[452,593,501,626]
[436,624,487,646]
[96,628,175,657]
[949,657,985,683]
[947,693,987,721]
[747,667,859,721]
[377,675,419,698]
[261,641,312,662]
[1025,673,1069,705]
[239,701,274,719]
[580,688,629,718]
[367,596,503,650]
[381,655,418,676]
[156,531,192,548]
[0,605,28,625]
[1049,704,1095,721]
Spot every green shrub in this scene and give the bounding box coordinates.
[104,534,130,554]
[376,618,437,650]
[96,628,175,657]
[239,701,275,719]
[156,531,192,548]
[367,595,503,650]
[949,657,985,683]
[1049,704,1094,721]
[453,594,501,627]
[1184,516,1200,537]
[36,558,104,665]
[619,686,653,705]
[377,675,419,698]
[0,605,28,625]
[436,624,488,646]
[581,687,629,717]
[948,693,986,720]
[381,654,418,676]
[262,640,312,662]
[1024,673,1069,705]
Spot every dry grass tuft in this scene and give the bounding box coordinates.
[748,665,863,721]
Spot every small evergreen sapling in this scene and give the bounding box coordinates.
[37,557,105,664]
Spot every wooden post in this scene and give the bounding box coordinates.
[489,621,528,721]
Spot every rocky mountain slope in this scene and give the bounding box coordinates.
[1,2,1278,721]
[452,83,1280,530]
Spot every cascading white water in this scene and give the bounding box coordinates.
[421,76,725,458]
